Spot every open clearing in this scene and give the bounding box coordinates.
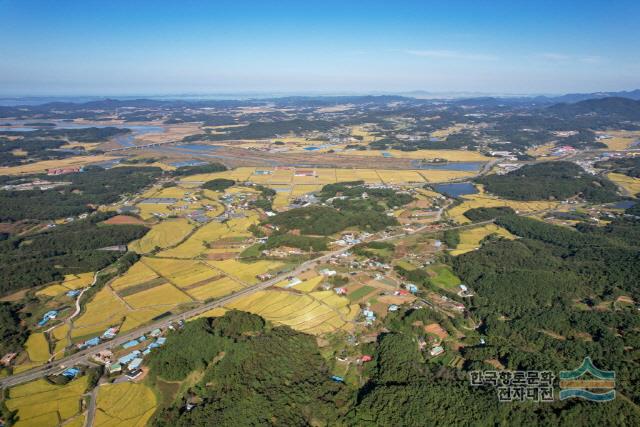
[450,224,516,255]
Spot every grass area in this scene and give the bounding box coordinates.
[347,286,375,302]
[427,265,461,290]
[449,224,516,255]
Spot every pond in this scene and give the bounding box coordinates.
[432,182,478,197]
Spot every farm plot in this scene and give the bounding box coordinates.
[207,259,284,285]
[110,261,160,291]
[36,272,94,297]
[608,172,640,195]
[129,218,194,254]
[185,276,246,301]
[71,287,129,338]
[95,382,157,427]
[123,282,192,309]
[449,224,515,255]
[24,332,50,364]
[5,376,88,427]
[158,214,258,258]
[141,258,221,288]
[446,191,558,224]
[226,289,358,335]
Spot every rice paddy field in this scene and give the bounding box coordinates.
[206,259,284,285]
[71,287,128,338]
[5,376,88,427]
[446,185,559,223]
[94,382,157,427]
[597,130,640,151]
[449,224,516,255]
[158,214,258,258]
[24,332,50,364]
[179,166,476,186]
[225,289,359,335]
[36,272,94,297]
[608,172,640,195]
[0,154,121,175]
[141,258,221,288]
[123,282,192,308]
[129,218,194,253]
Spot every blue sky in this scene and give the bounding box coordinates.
[1,0,639,96]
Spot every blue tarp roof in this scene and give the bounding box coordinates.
[122,340,139,349]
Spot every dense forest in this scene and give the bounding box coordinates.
[451,211,640,406]
[171,162,227,176]
[151,311,345,426]
[0,212,148,294]
[151,309,640,426]
[476,161,620,202]
[0,166,162,221]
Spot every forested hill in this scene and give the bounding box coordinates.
[0,166,162,221]
[476,161,620,202]
[548,97,640,121]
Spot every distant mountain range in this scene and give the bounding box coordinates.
[547,96,640,120]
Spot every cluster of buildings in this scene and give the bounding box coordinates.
[93,328,167,379]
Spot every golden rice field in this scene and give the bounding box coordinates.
[186,276,246,301]
[36,284,69,298]
[51,324,70,359]
[158,214,258,258]
[446,186,559,223]
[449,224,516,255]
[123,282,192,309]
[430,124,468,139]
[181,166,478,187]
[95,382,157,427]
[608,173,640,195]
[24,332,50,363]
[226,289,359,335]
[597,130,640,150]
[0,154,120,175]
[110,261,159,291]
[141,258,221,288]
[71,287,128,338]
[36,272,94,297]
[207,259,284,285]
[5,376,88,427]
[275,275,324,292]
[129,218,194,254]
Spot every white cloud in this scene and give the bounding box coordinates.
[536,52,604,64]
[404,49,497,61]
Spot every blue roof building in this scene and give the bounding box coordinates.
[122,340,139,349]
